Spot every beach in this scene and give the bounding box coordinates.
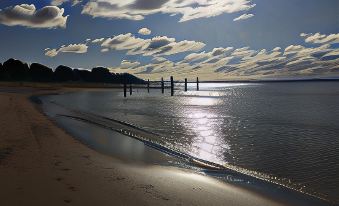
[1,0,337,205]
[0,85,293,206]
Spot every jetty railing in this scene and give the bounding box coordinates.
[123,76,200,97]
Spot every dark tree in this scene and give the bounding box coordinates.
[91,67,112,83]
[0,58,145,84]
[74,69,92,82]
[2,58,29,81]
[54,65,75,82]
[0,63,3,80]
[29,63,53,82]
[115,73,145,84]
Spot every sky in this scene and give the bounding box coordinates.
[0,0,338,80]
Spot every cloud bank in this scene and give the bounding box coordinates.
[114,33,338,80]
[0,4,68,28]
[100,33,206,56]
[300,33,339,45]
[45,31,339,80]
[82,0,256,22]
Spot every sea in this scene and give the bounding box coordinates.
[39,82,339,204]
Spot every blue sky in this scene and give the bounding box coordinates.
[0,0,338,80]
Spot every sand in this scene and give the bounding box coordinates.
[0,86,290,206]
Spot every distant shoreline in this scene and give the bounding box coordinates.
[196,78,339,83]
[1,77,339,89]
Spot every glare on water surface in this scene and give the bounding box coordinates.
[177,95,232,165]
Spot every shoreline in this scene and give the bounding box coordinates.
[38,89,333,205]
[0,86,332,206]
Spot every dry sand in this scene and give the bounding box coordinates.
[0,87,288,206]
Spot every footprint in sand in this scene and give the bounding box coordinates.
[82,155,90,159]
[0,147,13,161]
[103,175,126,181]
[64,199,72,203]
[68,186,77,191]
[54,161,62,166]
[55,177,64,182]
[102,167,114,170]
[133,184,170,201]
[81,155,93,166]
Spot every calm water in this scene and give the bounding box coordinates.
[42,82,339,203]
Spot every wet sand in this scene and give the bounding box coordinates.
[0,86,309,206]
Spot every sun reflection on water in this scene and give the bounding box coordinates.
[188,97,219,106]
[178,97,232,165]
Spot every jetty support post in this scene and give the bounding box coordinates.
[170,76,174,96]
[147,79,150,93]
[196,77,199,91]
[161,77,164,94]
[130,84,132,96]
[123,81,127,98]
[184,78,188,92]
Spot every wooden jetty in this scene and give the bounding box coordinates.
[123,76,200,97]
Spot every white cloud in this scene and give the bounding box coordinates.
[300,33,308,37]
[120,60,141,69]
[152,57,167,63]
[233,13,254,21]
[45,49,59,57]
[101,33,148,54]
[286,56,315,66]
[183,47,233,63]
[82,0,256,22]
[51,0,81,6]
[0,4,68,28]
[100,33,205,56]
[232,47,256,57]
[284,44,332,59]
[184,52,210,62]
[45,44,88,57]
[272,47,281,52]
[138,27,151,35]
[322,50,339,59]
[211,47,233,56]
[284,45,305,55]
[300,33,339,44]
[92,38,105,43]
[101,48,109,53]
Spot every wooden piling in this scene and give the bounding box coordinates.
[130,84,132,95]
[184,78,187,92]
[170,76,174,96]
[147,79,150,93]
[196,77,199,91]
[161,77,164,94]
[123,82,127,97]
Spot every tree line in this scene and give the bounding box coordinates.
[0,58,145,84]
